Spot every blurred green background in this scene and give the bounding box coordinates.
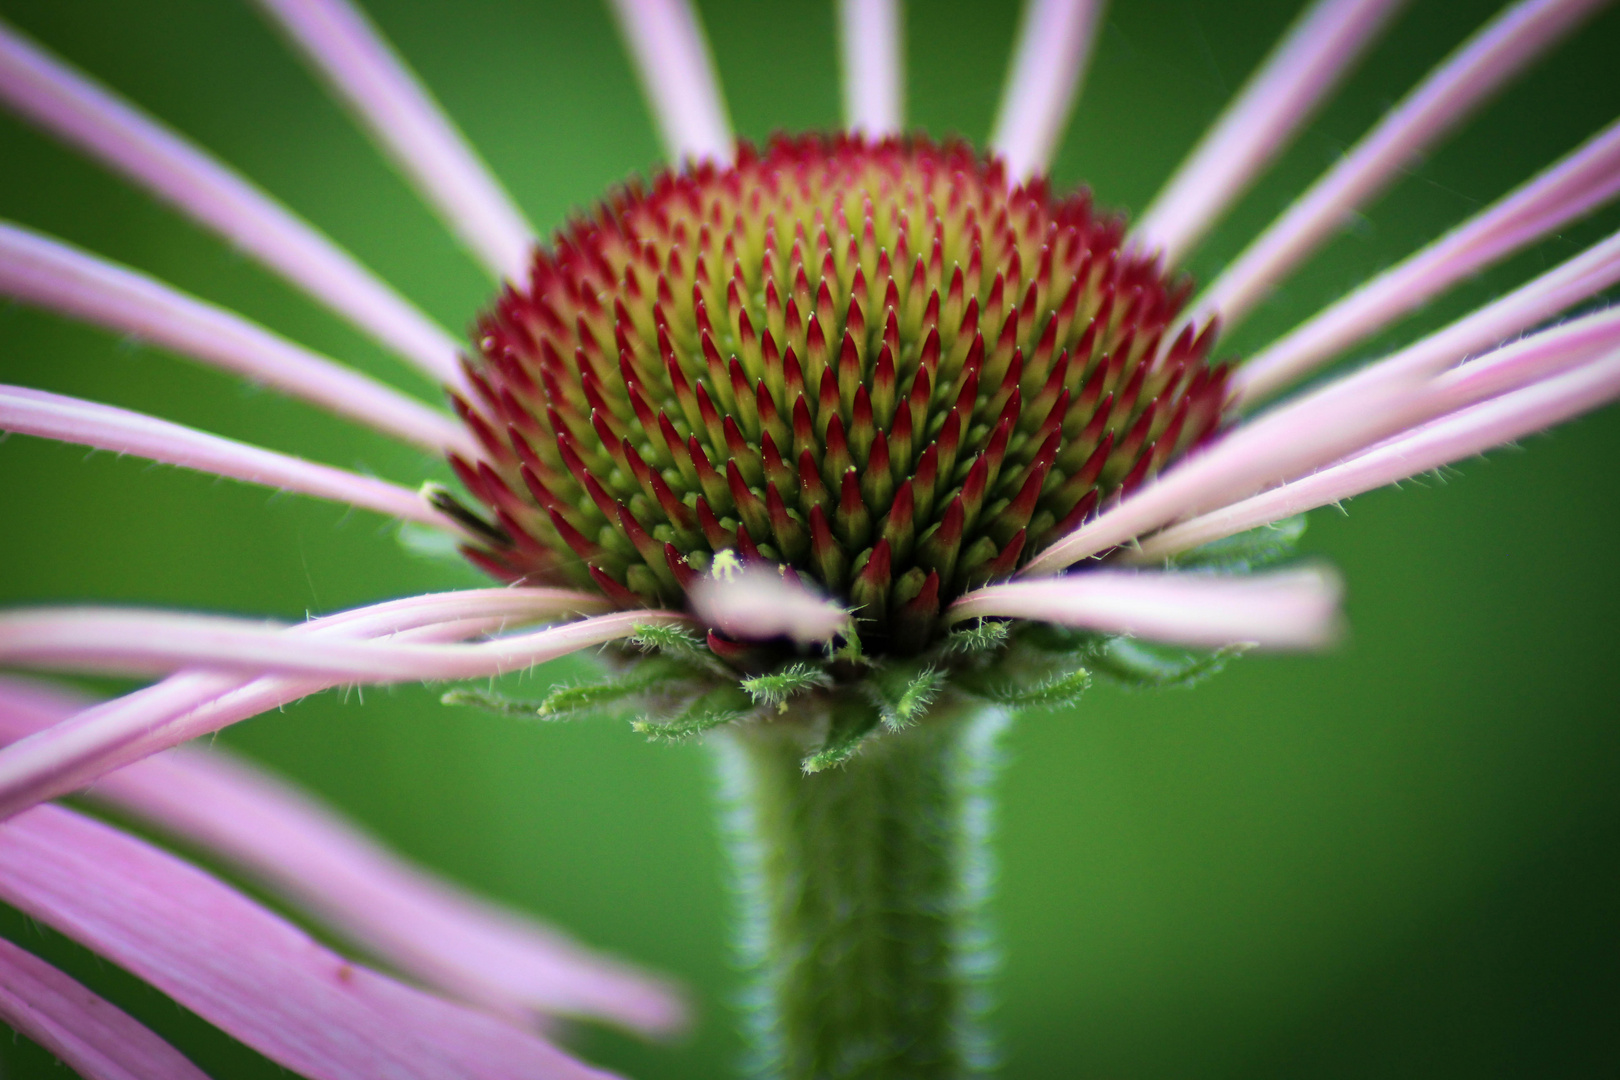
[2,0,1618,1076]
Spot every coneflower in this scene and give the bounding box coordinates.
[0,0,1616,1077]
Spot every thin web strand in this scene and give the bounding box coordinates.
[1191,0,1607,333]
[254,0,535,283]
[0,222,473,456]
[0,588,611,823]
[0,385,442,525]
[989,0,1105,183]
[606,0,733,165]
[1236,115,1620,402]
[1133,0,1408,266]
[839,0,903,136]
[0,21,467,390]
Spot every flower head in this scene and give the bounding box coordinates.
[0,0,1616,1074]
[452,134,1225,657]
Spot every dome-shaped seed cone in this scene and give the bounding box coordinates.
[446,134,1229,657]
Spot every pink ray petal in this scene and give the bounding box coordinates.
[254,0,535,283]
[950,567,1343,650]
[839,0,903,136]
[1139,348,1620,559]
[0,21,465,390]
[0,935,211,1080]
[1430,306,1620,406]
[0,606,680,682]
[0,676,685,1037]
[0,588,608,821]
[1025,226,1620,575]
[989,0,1104,182]
[0,222,472,456]
[0,804,621,1080]
[1133,0,1407,267]
[1190,0,1607,332]
[689,567,851,644]
[1237,117,1620,402]
[606,0,732,166]
[0,384,442,525]
[1022,367,1436,575]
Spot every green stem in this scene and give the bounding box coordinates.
[715,699,1008,1080]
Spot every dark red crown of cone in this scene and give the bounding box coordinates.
[446,134,1228,655]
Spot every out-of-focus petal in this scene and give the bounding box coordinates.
[605,0,732,165]
[989,0,1104,181]
[951,567,1343,650]
[0,935,210,1080]
[253,0,534,282]
[689,567,850,644]
[0,675,687,1038]
[838,0,903,135]
[0,804,621,1080]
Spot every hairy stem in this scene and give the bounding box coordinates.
[715,699,1008,1079]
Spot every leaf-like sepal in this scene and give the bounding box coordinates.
[866,663,947,731]
[1086,637,1248,689]
[629,623,731,677]
[963,665,1091,709]
[439,687,546,718]
[1169,515,1307,573]
[802,701,883,773]
[937,619,1010,658]
[742,662,834,710]
[633,685,754,741]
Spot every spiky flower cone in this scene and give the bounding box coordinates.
[447,135,1225,661]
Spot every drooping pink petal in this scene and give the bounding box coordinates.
[0,384,443,525]
[689,568,850,644]
[0,588,609,820]
[0,676,686,1037]
[0,606,679,682]
[950,567,1343,650]
[1191,0,1607,332]
[838,0,903,136]
[0,935,211,1080]
[0,222,472,455]
[1133,0,1406,266]
[605,0,732,165]
[1138,348,1620,559]
[989,0,1104,182]
[0,804,621,1080]
[253,0,535,283]
[1236,117,1620,402]
[0,21,465,389]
